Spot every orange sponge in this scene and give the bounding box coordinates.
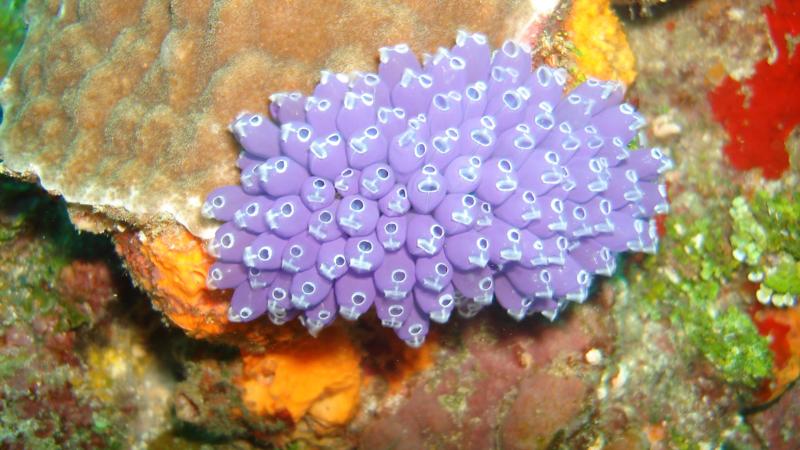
[567,0,637,85]
[237,326,362,431]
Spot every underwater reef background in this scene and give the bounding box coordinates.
[0,0,798,449]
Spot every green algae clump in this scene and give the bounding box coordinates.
[731,189,800,308]
[0,0,25,75]
[630,194,773,388]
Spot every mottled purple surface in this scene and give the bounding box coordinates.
[202,31,672,346]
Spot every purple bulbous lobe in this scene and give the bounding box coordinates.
[408,164,447,214]
[345,232,385,274]
[279,121,315,165]
[451,31,491,83]
[433,193,479,234]
[314,70,349,104]
[452,267,495,305]
[347,126,388,169]
[228,283,268,323]
[569,240,616,276]
[494,124,535,166]
[337,195,380,237]
[414,284,455,323]
[207,261,249,290]
[337,92,376,139]
[281,232,320,274]
[237,152,265,172]
[425,48,468,94]
[305,96,338,136]
[518,150,563,195]
[335,273,376,320]
[290,268,333,310]
[491,40,532,78]
[248,267,278,290]
[462,81,489,119]
[424,129,461,170]
[391,69,435,117]
[307,202,343,242]
[317,238,348,281]
[376,214,408,251]
[379,43,421,88]
[359,163,396,200]
[389,129,427,176]
[203,185,253,222]
[623,147,673,181]
[374,249,417,299]
[406,214,446,257]
[444,230,490,271]
[302,290,337,336]
[300,177,335,211]
[308,133,348,180]
[485,219,524,265]
[486,87,527,132]
[209,222,256,263]
[266,272,293,314]
[243,232,288,270]
[494,274,530,321]
[415,251,453,292]
[264,195,311,239]
[493,189,540,229]
[526,196,568,239]
[334,168,361,197]
[428,92,464,134]
[258,156,308,197]
[592,102,646,143]
[378,184,411,217]
[377,107,407,139]
[444,154,483,194]
[486,66,522,103]
[524,65,567,114]
[548,257,592,302]
[271,92,306,123]
[231,113,281,159]
[475,158,519,205]
[374,294,411,329]
[395,300,430,347]
[351,72,392,109]
[234,197,273,234]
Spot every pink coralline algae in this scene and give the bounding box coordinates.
[202,31,672,347]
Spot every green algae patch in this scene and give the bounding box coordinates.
[0,175,128,448]
[627,193,774,389]
[0,175,112,330]
[731,189,800,308]
[0,0,25,76]
[681,303,773,387]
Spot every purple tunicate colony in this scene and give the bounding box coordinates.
[202,31,672,347]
